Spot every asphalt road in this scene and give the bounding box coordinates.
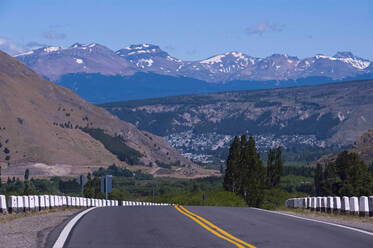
[62,206,373,248]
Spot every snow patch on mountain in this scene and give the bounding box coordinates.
[15,50,34,56]
[136,58,154,68]
[337,57,370,70]
[75,58,83,64]
[43,46,63,53]
[200,54,226,64]
[315,54,370,70]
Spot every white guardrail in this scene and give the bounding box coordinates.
[0,194,171,215]
[285,196,373,217]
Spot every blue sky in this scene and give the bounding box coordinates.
[0,0,372,60]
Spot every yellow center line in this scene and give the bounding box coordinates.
[174,205,256,248]
[178,205,256,248]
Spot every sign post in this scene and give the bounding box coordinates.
[152,186,155,203]
[203,193,207,206]
[76,175,88,197]
[101,175,112,200]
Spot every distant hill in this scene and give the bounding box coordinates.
[56,72,373,103]
[0,50,213,179]
[101,79,373,164]
[316,129,373,165]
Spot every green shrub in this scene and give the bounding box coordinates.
[149,191,247,207]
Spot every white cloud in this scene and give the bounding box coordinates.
[0,37,45,55]
[43,30,66,40]
[245,22,284,36]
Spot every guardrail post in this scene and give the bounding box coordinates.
[350,197,359,215]
[39,195,45,210]
[359,196,369,217]
[333,197,341,214]
[369,196,373,217]
[0,195,6,214]
[341,196,350,214]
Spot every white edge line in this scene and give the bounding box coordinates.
[252,208,373,237]
[52,207,98,248]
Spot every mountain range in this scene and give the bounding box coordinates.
[15,43,372,82]
[100,79,373,164]
[14,43,373,103]
[0,50,215,179]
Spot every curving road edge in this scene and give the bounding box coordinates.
[253,208,373,237]
[52,207,98,248]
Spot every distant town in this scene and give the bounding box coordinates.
[165,131,326,163]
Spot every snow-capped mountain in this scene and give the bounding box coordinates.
[115,44,183,74]
[15,43,136,80]
[115,45,372,82]
[15,42,372,82]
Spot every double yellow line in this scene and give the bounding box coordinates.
[174,205,256,248]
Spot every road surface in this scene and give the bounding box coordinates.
[60,206,373,248]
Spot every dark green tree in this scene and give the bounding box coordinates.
[322,162,338,196]
[23,181,30,195]
[314,163,324,195]
[336,151,372,196]
[223,136,241,193]
[83,173,95,198]
[93,174,104,198]
[314,151,373,196]
[273,147,283,187]
[240,136,265,207]
[24,168,30,181]
[266,149,275,188]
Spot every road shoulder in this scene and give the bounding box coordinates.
[276,209,373,233]
[0,209,80,248]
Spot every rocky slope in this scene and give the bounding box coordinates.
[16,43,372,83]
[0,50,207,178]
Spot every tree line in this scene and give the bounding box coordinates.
[315,151,373,196]
[223,135,283,207]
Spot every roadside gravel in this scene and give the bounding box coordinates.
[279,210,373,232]
[0,209,80,248]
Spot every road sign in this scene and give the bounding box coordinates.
[76,175,88,186]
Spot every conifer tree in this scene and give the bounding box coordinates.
[24,168,30,181]
[223,136,241,192]
[240,136,265,207]
[266,149,275,188]
[273,147,283,187]
[315,163,323,195]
